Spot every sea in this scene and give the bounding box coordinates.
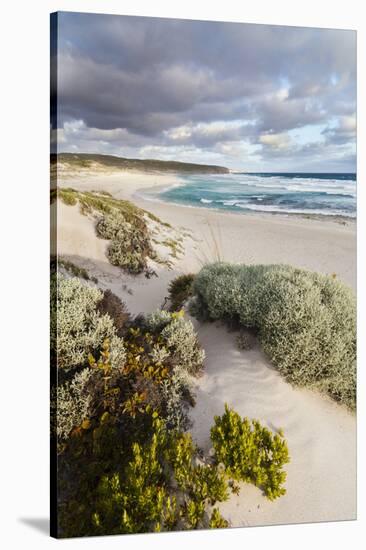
[151,172,356,219]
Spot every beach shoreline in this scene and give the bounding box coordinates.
[59,168,357,226]
[58,170,357,291]
[55,167,356,529]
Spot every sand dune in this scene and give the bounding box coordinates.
[55,170,356,528]
[189,321,356,527]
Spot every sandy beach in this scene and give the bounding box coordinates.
[58,170,356,291]
[55,169,356,528]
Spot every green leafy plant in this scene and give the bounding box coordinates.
[92,422,179,534]
[61,417,230,537]
[209,507,229,529]
[211,404,290,500]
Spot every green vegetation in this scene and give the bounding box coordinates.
[50,274,126,372]
[160,238,184,259]
[146,309,205,375]
[211,405,290,500]
[90,419,229,534]
[57,257,98,283]
[52,273,288,536]
[192,262,356,409]
[97,212,155,274]
[52,152,229,174]
[168,273,196,311]
[52,187,176,276]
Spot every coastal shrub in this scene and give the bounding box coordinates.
[168,273,195,311]
[51,368,94,446]
[97,212,154,274]
[145,309,173,332]
[92,426,179,534]
[252,266,356,407]
[62,417,230,537]
[50,274,126,371]
[211,404,290,500]
[160,366,194,431]
[96,289,130,337]
[192,262,243,321]
[193,262,356,409]
[145,310,205,375]
[54,293,225,537]
[159,312,205,375]
[209,508,229,529]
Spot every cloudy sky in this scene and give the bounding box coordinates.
[53,12,356,171]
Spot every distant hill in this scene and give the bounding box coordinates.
[52,153,229,175]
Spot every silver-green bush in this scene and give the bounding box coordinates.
[96,213,154,274]
[51,368,94,444]
[145,309,172,332]
[50,274,126,371]
[161,366,194,431]
[146,310,205,375]
[193,263,356,409]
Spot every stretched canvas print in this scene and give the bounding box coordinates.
[50,11,357,538]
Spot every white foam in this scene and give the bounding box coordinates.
[235,203,355,217]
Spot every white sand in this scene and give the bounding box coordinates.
[189,321,356,526]
[56,170,356,527]
[58,171,356,291]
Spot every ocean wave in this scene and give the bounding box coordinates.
[235,203,356,217]
[157,172,356,219]
[234,180,355,197]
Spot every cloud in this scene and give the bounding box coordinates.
[259,132,292,150]
[322,115,356,145]
[54,12,356,170]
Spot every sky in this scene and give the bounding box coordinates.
[52,12,356,172]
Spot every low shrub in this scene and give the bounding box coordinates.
[209,508,229,529]
[193,262,244,321]
[211,404,290,500]
[145,310,205,375]
[193,262,356,409]
[145,309,173,332]
[161,315,205,375]
[60,416,230,536]
[168,273,195,311]
[50,274,126,371]
[51,368,94,447]
[97,213,154,274]
[160,366,194,431]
